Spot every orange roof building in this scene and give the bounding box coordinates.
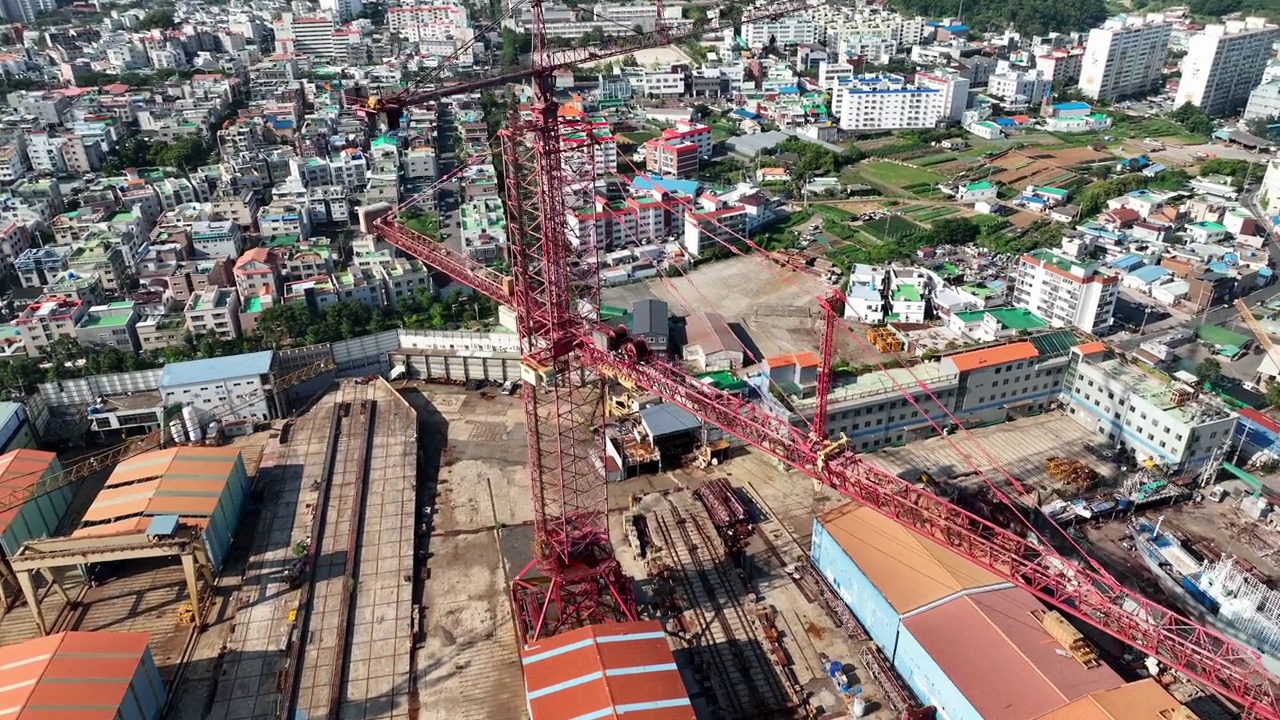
[1032,678,1190,720]
[75,447,249,571]
[943,341,1040,373]
[0,631,166,720]
[519,620,695,720]
[0,448,68,557]
[814,502,1125,719]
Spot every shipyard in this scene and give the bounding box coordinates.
[10,0,1280,716]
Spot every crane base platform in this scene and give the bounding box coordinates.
[511,556,637,644]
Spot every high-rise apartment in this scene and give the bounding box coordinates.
[1177,18,1280,117]
[1079,15,1172,101]
[273,13,337,59]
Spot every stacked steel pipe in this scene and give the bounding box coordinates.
[694,478,754,551]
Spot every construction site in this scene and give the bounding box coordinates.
[7,4,1280,720]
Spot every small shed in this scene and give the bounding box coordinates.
[640,403,702,441]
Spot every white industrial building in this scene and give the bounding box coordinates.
[1177,18,1280,117]
[1012,249,1118,333]
[1079,15,1172,101]
[1062,344,1237,468]
[159,350,276,435]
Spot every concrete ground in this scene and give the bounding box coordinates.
[403,383,530,720]
[603,254,882,362]
[869,411,1116,501]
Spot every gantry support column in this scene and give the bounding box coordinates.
[180,553,201,615]
[15,571,46,636]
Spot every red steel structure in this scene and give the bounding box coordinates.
[369,1,1280,716]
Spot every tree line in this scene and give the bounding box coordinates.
[890,0,1106,36]
[0,290,499,392]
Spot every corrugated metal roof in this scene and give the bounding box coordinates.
[640,404,702,439]
[519,620,694,720]
[76,447,242,537]
[1033,678,1185,720]
[947,341,1039,373]
[902,588,1123,718]
[0,630,152,720]
[819,503,1009,613]
[160,349,273,387]
[0,449,57,535]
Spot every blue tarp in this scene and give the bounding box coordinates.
[994,117,1016,126]
[731,108,761,120]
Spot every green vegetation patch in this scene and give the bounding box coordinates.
[858,161,945,188]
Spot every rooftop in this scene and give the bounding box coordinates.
[904,588,1124,718]
[0,631,158,719]
[0,448,57,536]
[794,361,956,411]
[76,447,245,537]
[819,503,1007,613]
[519,620,694,720]
[160,350,273,387]
[946,341,1040,372]
[1081,351,1233,427]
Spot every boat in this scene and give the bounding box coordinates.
[1129,519,1280,676]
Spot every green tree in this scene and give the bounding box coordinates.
[499,28,530,70]
[1265,382,1280,408]
[886,0,1105,35]
[1195,358,1222,385]
[583,26,605,44]
[140,8,176,30]
[1171,102,1214,136]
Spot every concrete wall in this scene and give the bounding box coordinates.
[810,518,902,657]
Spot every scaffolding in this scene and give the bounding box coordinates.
[1199,557,1280,659]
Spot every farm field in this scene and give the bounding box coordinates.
[856,214,925,242]
[897,204,961,223]
[858,161,944,189]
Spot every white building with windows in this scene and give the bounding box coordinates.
[274,13,338,59]
[742,12,818,48]
[830,73,968,131]
[1177,18,1280,117]
[1062,344,1237,468]
[159,351,275,434]
[1079,15,1172,101]
[987,69,1049,109]
[1013,249,1119,333]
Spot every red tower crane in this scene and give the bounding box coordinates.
[370,2,1280,716]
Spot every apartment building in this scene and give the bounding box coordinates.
[683,205,748,258]
[274,13,338,59]
[1244,80,1280,121]
[1079,15,1172,101]
[353,252,434,306]
[987,70,1049,109]
[1177,18,1280,117]
[67,239,130,293]
[0,142,26,182]
[742,12,818,47]
[74,301,139,353]
[184,286,242,340]
[1062,343,1237,467]
[1013,249,1118,332]
[45,270,104,305]
[403,145,439,181]
[829,73,966,131]
[13,295,88,357]
[388,2,470,40]
[258,202,312,240]
[13,246,67,289]
[1036,47,1086,89]
[189,220,244,260]
[644,139,700,178]
[135,311,187,352]
[25,132,67,175]
[233,247,281,299]
[567,194,670,249]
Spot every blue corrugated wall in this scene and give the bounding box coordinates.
[810,518,902,658]
[119,644,167,720]
[0,462,72,556]
[892,626,980,720]
[201,454,250,572]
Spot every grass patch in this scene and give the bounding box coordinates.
[914,153,958,167]
[621,131,658,144]
[858,161,945,189]
[858,214,925,242]
[812,205,856,222]
[911,206,960,222]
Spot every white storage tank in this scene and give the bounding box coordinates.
[168,417,187,444]
[181,405,203,443]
